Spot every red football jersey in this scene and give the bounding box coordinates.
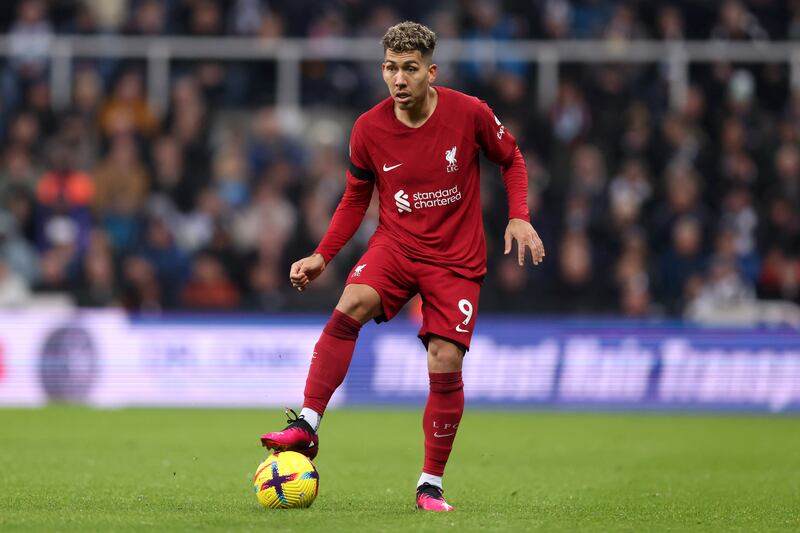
[317,86,528,280]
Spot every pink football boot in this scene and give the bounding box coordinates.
[415,483,454,512]
[260,408,319,460]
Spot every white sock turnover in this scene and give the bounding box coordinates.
[299,408,321,432]
[417,472,443,489]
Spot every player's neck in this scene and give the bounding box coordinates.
[394,86,438,129]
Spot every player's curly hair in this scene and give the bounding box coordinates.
[381,21,437,59]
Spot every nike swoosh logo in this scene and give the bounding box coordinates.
[433,432,456,438]
[383,163,403,172]
[455,325,470,333]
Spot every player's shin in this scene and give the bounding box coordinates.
[421,371,464,481]
[302,309,363,424]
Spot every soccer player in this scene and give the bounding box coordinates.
[260,21,545,512]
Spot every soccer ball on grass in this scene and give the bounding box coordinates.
[253,451,319,509]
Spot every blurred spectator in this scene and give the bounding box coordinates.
[571,0,613,38]
[129,0,167,36]
[685,256,757,322]
[150,135,195,213]
[186,0,245,105]
[83,0,128,32]
[651,164,712,252]
[568,145,607,220]
[180,252,241,310]
[658,215,707,314]
[0,256,31,308]
[203,220,243,281]
[73,67,103,118]
[164,77,212,187]
[614,229,657,317]
[176,187,226,252]
[6,112,42,156]
[121,255,162,312]
[758,249,800,302]
[1,0,53,111]
[94,134,150,251]
[482,255,534,312]
[541,0,572,39]
[549,81,591,149]
[656,112,709,176]
[618,101,653,160]
[554,229,611,314]
[0,144,39,206]
[771,143,800,206]
[714,222,760,284]
[247,107,306,178]
[608,158,652,226]
[758,195,800,254]
[35,246,73,293]
[73,230,117,307]
[213,145,250,210]
[98,135,136,187]
[231,0,267,36]
[234,181,297,259]
[718,187,758,262]
[243,258,287,311]
[603,3,648,41]
[136,215,190,307]
[618,277,653,318]
[461,0,526,86]
[25,79,57,134]
[3,181,36,245]
[0,211,39,284]
[35,142,94,253]
[99,68,158,139]
[711,0,769,41]
[656,4,685,40]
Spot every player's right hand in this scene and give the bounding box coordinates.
[289,253,326,292]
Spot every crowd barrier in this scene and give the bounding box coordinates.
[0,310,798,412]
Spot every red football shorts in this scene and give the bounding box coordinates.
[345,245,481,350]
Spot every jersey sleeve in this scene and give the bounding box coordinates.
[474,99,517,167]
[474,99,530,221]
[314,119,375,263]
[348,117,375,181]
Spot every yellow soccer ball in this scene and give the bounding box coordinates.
[253,451,319,509]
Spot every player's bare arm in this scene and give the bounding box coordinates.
[290,253,326,292]
[504,218,545,266]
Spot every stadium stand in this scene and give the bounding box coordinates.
[0,0,799,324]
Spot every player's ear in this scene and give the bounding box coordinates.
[428,62,437,83]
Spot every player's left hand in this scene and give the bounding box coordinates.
[504,218,545,266]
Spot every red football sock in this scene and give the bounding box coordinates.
[422,372,464,477]
[303,309,362,415]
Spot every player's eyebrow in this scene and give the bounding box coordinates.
[383,59,420,67]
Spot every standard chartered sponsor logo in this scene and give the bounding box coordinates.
[394,190,411,213]
[394,186,463,213]
[394,186,463,214]
[413,186,462,208]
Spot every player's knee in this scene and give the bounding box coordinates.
[336,285,381,323]
[427,337,464,372]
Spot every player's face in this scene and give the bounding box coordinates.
[382,49,437,110]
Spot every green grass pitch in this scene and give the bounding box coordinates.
[1,408,799,532]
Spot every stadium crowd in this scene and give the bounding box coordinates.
[0,0,799,320]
